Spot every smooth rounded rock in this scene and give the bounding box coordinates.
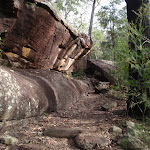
[43,127,82,138]
[126,121,135,129]
[75,133,111,149]
[0,136,19,145]
[109,126,122,140]
[101,101,117,111]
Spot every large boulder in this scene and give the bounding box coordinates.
[0,66,93,121]
[75,132,111,149]
[0,0,92,71]
[86,59,116,84]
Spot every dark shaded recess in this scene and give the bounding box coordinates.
[34,76,57,112]
[127,96,150,118]
[24,45,36,52]
[126,0,150,39]
[125,0,142,23]
[0,32,6,38]
[36,2,59,21]
[0,0,18,17]
[24,0,35,3]
[60,20,77,40]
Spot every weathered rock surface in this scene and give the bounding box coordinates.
[7,144,46,150]
[75,132,111,149]
[101,101,118,111]
[0,66,93,121]
[126,121,135,129]
[43,127,82,138]
[0,136,19,145]
[119,121,150,150]
[87,59,116,84]
[119,134,149,150]
[0,59,11,67]
[95,81,110,93]
[107,89,125,100]
[109,126,122,140]
[0,0,92,71]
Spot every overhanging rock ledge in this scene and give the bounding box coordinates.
[0,0,92,71]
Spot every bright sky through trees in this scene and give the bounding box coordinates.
[100,0,126,10]
[101,0,126,8]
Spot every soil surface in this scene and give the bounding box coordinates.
[0,85,127,150]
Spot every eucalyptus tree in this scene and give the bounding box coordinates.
[87,0,97,59]
[51,0,82,19]
[51,0,101,32]
[96,0,126,60]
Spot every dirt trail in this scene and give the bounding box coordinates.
[0,90,127,150]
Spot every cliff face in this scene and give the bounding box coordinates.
[0,0,93,121]
[0,0,92,71]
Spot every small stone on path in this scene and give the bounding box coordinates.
[101,101,117,111]
[0,136,19,145]
[109,126,122,140]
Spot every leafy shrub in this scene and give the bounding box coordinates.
[72,69,86,80]
[113,7,150,117]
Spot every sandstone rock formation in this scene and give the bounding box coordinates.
[0,66,93,121]
[0,0,92,71]
[86,59,116,84]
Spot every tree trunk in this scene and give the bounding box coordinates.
[125,0,150,118]
[87,0,96,60]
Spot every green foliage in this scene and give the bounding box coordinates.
[119,137,129,150]
[111,23,129,89]
[72,69,86,80]
[120,122,150,149]
[96,0,126,60]
[44,112,49,116]
[51,0,95,34]
[52,0,92,20]
[113,5,150,116]
[93,70,101,77]
[135,123,150,147]
[127,22,150,112]
[52,0,126,60]
[91,28,104,59]
[52,0,81,19]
